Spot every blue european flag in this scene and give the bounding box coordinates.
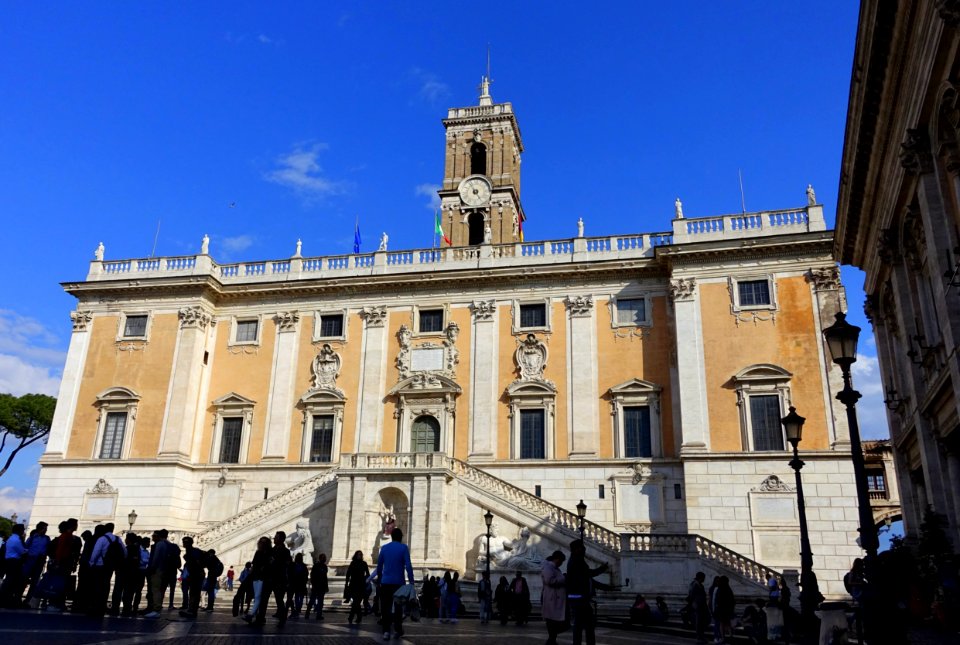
[353,219,361,254]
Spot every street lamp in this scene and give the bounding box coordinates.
[822,312,878,558]
[576,499,587,541]
[128,509,138,533]
[782,406,822,628]
[483,509,493,582]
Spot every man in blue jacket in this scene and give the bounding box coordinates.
[374,527,415,641]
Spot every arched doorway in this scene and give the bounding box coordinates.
[468,213,485,246]
[411,415,440,452]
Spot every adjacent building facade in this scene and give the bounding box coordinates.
[33,81,863,596]
[836,0,960,547]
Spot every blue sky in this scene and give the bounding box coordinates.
[0,2,884,520]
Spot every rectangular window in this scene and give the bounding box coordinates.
[310,415,335,463]
[674,483,683,499]
[598,484,605,499]
[519,303,547,328]
[123,315,148,338]
[616,298,645,325]
[520,409,546,459]
[866,471,886,491]
[235,319,259,343]
[418,309,444,333]
[738,280,771,307]
[623,406,653,458]
[219,417,243,463]
[318,314,344,338]
[749,395,784,451]
[534,485,542,498]
[99,412,127,459]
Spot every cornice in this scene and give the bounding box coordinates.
[655,231,834,267]
[442,112,523,151]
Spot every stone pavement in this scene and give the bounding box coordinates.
[0,608,706,645]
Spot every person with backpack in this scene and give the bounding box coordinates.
[22,522,51,607]
[144,529,179,617]
[120,532,145,616]
[88,522,126,617]
[179,536,205,619]
[43,519,82,613]
[204,549,223,611]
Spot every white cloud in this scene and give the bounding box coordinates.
[409,68,450,104]
[0,310,64,396]
[258,34,273,44]
[220,234,255,254]
[264,144,347,199]
[850,350,891,440]
[415,183,441,210]
[0,485,34,522]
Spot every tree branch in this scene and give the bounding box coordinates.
[0,432,45,479]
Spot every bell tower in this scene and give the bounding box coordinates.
[438,76,525,247]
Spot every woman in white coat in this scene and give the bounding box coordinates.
[541,550,567,645]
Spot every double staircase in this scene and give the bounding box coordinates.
[196,453,779,595]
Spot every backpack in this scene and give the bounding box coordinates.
[104,535,125,571]
[164,542,182,573]
[207,554,224,577]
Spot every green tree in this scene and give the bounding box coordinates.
[0,393,56,479]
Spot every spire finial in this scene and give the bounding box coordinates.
[478,44,493,106]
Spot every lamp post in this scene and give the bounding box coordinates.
[128,509,138,533]
[782,406,822,628]
[576,499,587,541]
[822,312,878,559]
[483,509,493,582]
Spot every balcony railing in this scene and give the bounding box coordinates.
[85,205,825,284]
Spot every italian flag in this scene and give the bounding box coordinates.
[435,211,452,246]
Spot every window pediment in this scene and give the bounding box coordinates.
[608,378,661,397]
[94,387,141,405]
[732,364,792,385]
[300,388,346,406]
[390,373,462,395]
[506,379,557,397]
[212,392,256,408]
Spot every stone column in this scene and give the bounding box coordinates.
[45,310,94,457]
[671,278,711,453]
[806,267,850,449]
[565,295,599,457]
[355,306,389,453]
[330,474,365,566]
[159,307,213,459]
[469,301,498,461]
[261,312,301,462]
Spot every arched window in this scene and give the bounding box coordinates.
[411,415,441,452]
[470,142,487,175]
[468,213,485,246]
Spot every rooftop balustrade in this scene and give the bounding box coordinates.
[85,204,824,284]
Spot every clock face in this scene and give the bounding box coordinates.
[459,176,492,207]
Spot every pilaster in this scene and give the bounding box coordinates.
[261,312,301,462]
[565,295,599,457]
[806,267,850,449]
[158,307,213,459]
[45,310,94,457]
[468,301,498,460]
[671,279,711,453]
[355,307,389,452]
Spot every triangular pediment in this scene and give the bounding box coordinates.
[95,386,141,402]
[608,378,661,396]
[389,373,462,395]
[732,364,792,383]
[212,392,256,407]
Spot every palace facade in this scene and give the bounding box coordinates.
[33,81,862,597]
[836,0,960,547]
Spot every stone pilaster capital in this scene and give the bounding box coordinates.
[564,295,594,317]
[274,311,300,332]
[470,300,497,322]
[900,128,934,175]
[359,305,388,328]
[178,306,213,330]
[70,309,93,332]
[669,278,697,302]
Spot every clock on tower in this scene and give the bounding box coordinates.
[436,75,526,247]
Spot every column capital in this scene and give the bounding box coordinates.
[70,309,93,332]
[669,278,697,302]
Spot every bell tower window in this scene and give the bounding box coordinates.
[468,212,485,246]
[470,141,487,175]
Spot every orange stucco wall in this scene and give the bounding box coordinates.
[202,316,277,464]
[595,296,675,458]
[68,313,178,459]
[701,277,829,451]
